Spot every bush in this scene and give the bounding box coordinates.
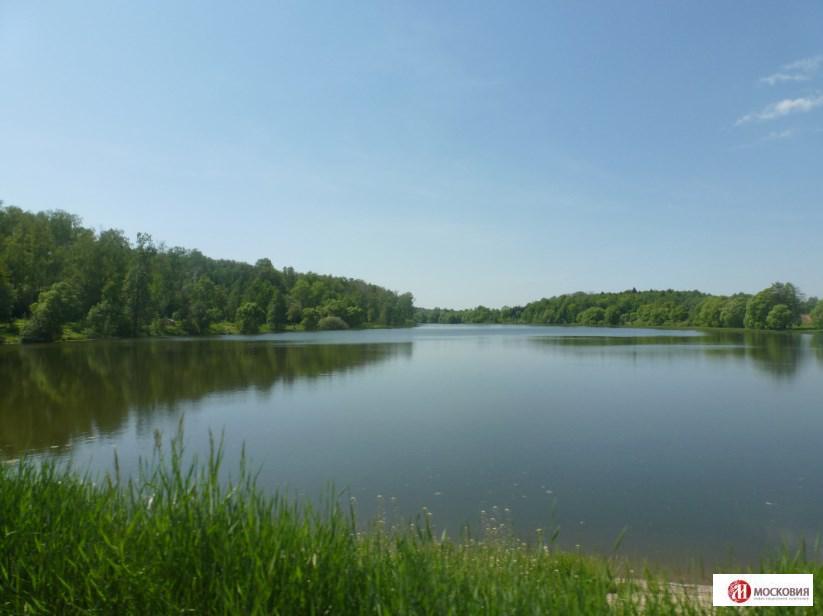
[236,302,265,335]
[745,282,801,329]
[85,300,125,337]
[576,307,606,326]
[317,316,350,331]
[811,300,823,329]
[300,307,319,330]
[720,296,747,328]
[21,282,80,343]
[0,266,14,323]
[766,304,793,330]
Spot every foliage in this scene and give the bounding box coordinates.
[301,307,319,330]
[19,282,79,342]
[719,296,747,328]
[122,232,155,336]
[85,300,125,337]
[417,284,814,332]
[577,306,606,326]
[744,283,802,330]
[0,205,415,342]
[0,262,13,323]
[317,315,350,330]
[266,290,287,332]
[765,304,793,330]
[812,300,823,329]
[236,302,265,334]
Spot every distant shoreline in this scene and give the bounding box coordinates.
[2,319,820,345]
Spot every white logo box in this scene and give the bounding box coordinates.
[713,574,813,607]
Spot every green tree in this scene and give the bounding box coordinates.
[286,302,303,325]
[811,300,823,328]
[184,276,220,334]
[122,233,156,336]
[236,302,265,334]
[577,307,606,326]
[744,294,771,330]
[0,262,14,323]
[765,304,793,330]
[719,296,748,328]
[1,204,420,339]
[345,305,364,327]
[300,307,319,330]
[694,297,724,327]
[801,295,819,314]
[317,315,349,330]
[745,282,802,329]
[395,292,414,324]
[85,300,125,337]
[266,290,288,331]
[769,282,802,320]
[21,282,79,342]
[603,305,621,326]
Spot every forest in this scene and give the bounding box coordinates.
[416,285,823,331]
[2,204,821,343]
[0,205,414,342]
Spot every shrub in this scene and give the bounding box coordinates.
[21,282,80,343]
[236,302,265,334]
[576,307,606,326]
[765,304,793,330]
[317,316,350,331]
[85,300,125,337]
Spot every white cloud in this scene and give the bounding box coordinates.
[736,94,823,125]
[760,54,823,86]
[785,55,823,72]
[765,129,794,140]
[760,72,810,86]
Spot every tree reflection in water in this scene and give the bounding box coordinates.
[0,340,411,457]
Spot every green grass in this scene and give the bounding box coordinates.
[0,432,820,615]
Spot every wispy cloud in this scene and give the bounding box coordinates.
[736,93,823,125]
[760,55,823,86]
[765,129,794,140]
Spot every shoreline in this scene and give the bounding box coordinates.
[2,320,820,345]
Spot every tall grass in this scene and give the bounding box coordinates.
[0,430,818,614]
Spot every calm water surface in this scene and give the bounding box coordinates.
[2,325,822,568]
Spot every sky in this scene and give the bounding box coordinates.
[1,1,822,309]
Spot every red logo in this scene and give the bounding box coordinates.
[728,579,751,603]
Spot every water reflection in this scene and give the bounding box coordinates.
[1,326,822,569]
[812,333,823,363]
[530,330,815,379]
[0,340,410,457]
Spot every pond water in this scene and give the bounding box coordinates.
[2,325,822,569]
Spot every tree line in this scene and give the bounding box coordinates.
[416,284,823,331]
[3,204,820,342]
[0,205,414,342]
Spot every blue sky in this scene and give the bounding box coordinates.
[1,1,821,308]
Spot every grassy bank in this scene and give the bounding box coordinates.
[0,435,820,614]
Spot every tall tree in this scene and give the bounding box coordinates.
[266,290,288,332]
[20,282,80,342]
[0,261,13,323]
[236,302,265,334]
[122,233,156,336]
